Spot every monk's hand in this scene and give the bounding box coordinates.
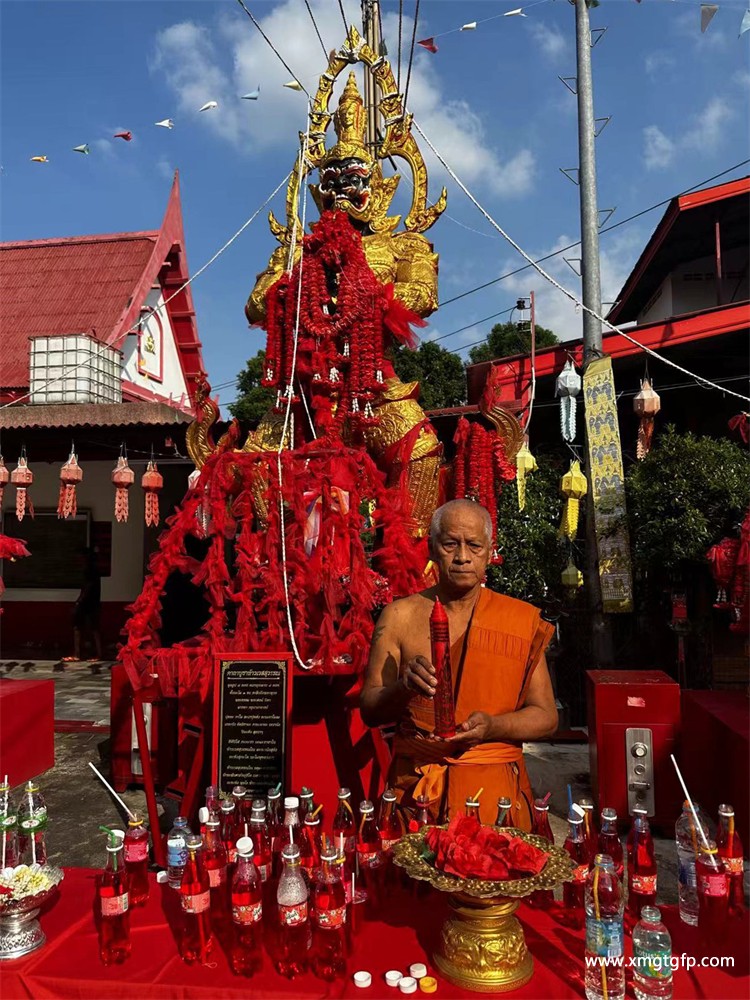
[401,655,438,698]
[449,711,493,745]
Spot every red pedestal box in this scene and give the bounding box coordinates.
[587,670,681,830]
[681,691,749,856]
[0,679,55,786]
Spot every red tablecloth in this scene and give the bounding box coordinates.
[1,870,748,999]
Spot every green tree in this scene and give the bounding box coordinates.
[468,321,559,365]
[228,350,276,427]
[626,426,750,578]
[392,341,467,410]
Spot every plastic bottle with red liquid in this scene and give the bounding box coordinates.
[529,798,555,908]
[179,834,216,965]
[716,804,744,916]
[311,843,348,981]
[98,828,131,966]
[200,807,228,922]
[696,841,728,951]
[580,797,599,861]
[220,798,239,865]
[230,836,263,977]
[333,787,356,874]
[299,811,322,881]
[276,842,311,978]
[495,796,513,828]
[123,811,150,907]
[563,809,591,926]
[598,808,624,882]
[357,800,384,913]
[628,808,658,920]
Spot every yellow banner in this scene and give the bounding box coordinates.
[583,356,633,613]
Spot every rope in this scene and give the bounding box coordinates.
[397,0,403,92]
[1,172,291,410]
[303,0,329,60]
[234,0,311,96]
[276,118,312,671]
[403,0,420,113]
[336,0,349,36]
[413,121,750,404]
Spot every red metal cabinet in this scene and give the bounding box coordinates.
[587,670,681,830]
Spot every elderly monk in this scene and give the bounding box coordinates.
[360,499,558,829]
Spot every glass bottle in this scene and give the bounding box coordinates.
[628,810,657,920]
[579,798,598,859]
[632,906,673,1000]
[412,795,435,831]
[311,844,347,981]
[495,796,513,828]
[123,811,150,907]
[167,816,191,889]
[275,843,310,978]
[598,808,624,882]
[0,778,19,869]
[675,800,710,926]
[332,787,356,870]
[204,784,220,818]
[232,785,251,828]
[529,799,555,908]
[277,796,300,850]
[696,841,728,951]
[716,804,744,916]
[220,798,239,865]
[563,811,590,926]
[299,812,322,881]
[230,836,263,977]
[378,788,402,855]
[357,800,384,911]
[299,787,315,825]
[179,834,215,964]
[249,800,273,885]
[266,787,282,853]
[17,780,48,865]
[464,796,481,821]
[584,854,625,1000]
[201,808,228,920]
[98,830,131,965]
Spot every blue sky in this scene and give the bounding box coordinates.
[2,0,748,410]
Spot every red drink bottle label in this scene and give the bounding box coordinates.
[316,905,346,928]
[233,902,262,925]
[101,893,129,916]
[573,864,589,883]
[208,866,226,888]
[381,838,399,851]
[724,857,743,875]
[182,890,210,913]
[124,841,148,863]
[631,873,657,894]
[358,850,380,866]
[699,872,728,897]
[279,901,308,926]
[258,862,272,882]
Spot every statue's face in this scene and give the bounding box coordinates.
[317,157,373,214]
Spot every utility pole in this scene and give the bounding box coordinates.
[361,0,381,152]
[573,0,613,666]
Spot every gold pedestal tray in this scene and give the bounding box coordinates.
[393,829,574,993]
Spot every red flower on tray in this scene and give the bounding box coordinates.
[423,815,547,881]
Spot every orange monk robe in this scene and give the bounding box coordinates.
[390,587,554,830]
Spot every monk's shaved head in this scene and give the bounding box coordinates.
[429,500,493,544]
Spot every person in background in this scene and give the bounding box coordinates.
[64,547,102,663]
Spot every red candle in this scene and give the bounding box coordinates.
[430,599,455,738]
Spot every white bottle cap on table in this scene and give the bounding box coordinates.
[385,970,403,987]
[354,971,373,988]
[409,963,428,980]
[156,870,169,884]
[399,977,418,994]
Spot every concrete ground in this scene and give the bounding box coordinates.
[3,659,747,906]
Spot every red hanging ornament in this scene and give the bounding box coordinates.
[141,459,164,527]
[57,448,83,519]
[112,454,135,523]
[11,455,34,521]
[0,456,9,510]
[633,377,661,459]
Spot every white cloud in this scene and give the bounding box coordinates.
[151,1,535,198]
[642,125,675,171]
[527,22,568,62]
[734,69,750,89]
[156,156,174,181]
[644,50,676,79]
[642,97,734,171]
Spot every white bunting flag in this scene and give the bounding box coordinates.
[284,80,304,92]
[740,9,750,36]
[504,8,527,17]
[461,22,477,31]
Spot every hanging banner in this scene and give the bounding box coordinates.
[583,356,634,613]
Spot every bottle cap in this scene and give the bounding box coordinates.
[353,971,372,988]
[251,799,266,812]
[284,796,300,810]
[399,977,418,994]
[383,788,397,803]
[601,807,617,821]
[360,800,374,814]
[198,806,209,824]
[236,836,254,857]
[232,786,247,798]
[338,787,352,799]
[385,971,403,987]
[320,845,339,863]
[268,787,281,799]
[419,978,438,994]
[409,963,428,979]
[186,834,202,850]
[718,803,734,817]
[221,799,235,812]
[497,797,511,808]
[281,843,301,863]
[156,870,169,884]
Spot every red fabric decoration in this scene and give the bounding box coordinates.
[451,418,515,552]
[141,460,163,527]
[424,815,547,880]
[706,506,750,635]
[418,38,438,53]
[728,412,750,445]
[10,456,33,521]
[114,131,133,141]
[112,456,135,523]
[58,451,82,519]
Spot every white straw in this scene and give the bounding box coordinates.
[670,754,718,868]
[88,762,136,820]
[2,776,7,867]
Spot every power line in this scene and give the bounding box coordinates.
[439,158,750,309]
[426,306,515,345]
[303,0,329,60]
[397,0,403,92]
[336,0,349,36]
[403,0,421,113]
[234,0,311,96]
